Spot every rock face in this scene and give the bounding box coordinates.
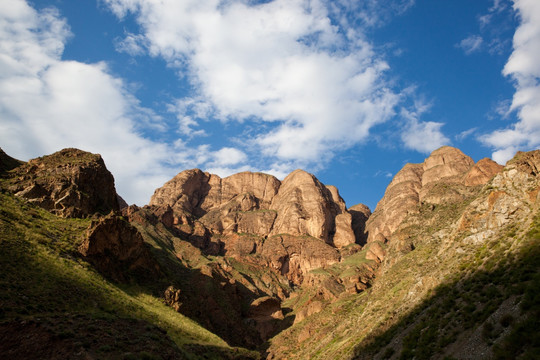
[5,148,119,217]
[149,168,359,251]
[269,170,354,246]
[365,163,423,244]
[366,146,503,244]
[150,170,281,217]
[463,158,504,186]
[259,234,341,285]
[247,296,284,341]
[458,150,540,237]
[79,215,160,282]
[145,168,362,290]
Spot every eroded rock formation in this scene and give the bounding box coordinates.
[4,148,120,217]
[149,169,358,247]
[366,146,503,245]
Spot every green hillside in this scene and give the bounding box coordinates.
[0,192,258,359]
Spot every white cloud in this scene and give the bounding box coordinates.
[211,147,247,166]
[455,127,478,141]
[457,35,483,55]
[167,97,214,137]
[400,106,450,153]
[481,0,540,163]
[0,0,212,205]
[104,0,403,164]
[114,32,147,56]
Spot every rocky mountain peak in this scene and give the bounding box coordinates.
[3,148,120,217]
[505,149,540,175]
[421,146,475,186]
[149,167,359,249]
[366,146,503,244]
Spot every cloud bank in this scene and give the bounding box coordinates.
[106,0,443,163]
[0,0,239,204]
[482,0,540,164]
[0,0,450,204]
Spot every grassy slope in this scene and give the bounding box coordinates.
[0,192,258,359]
[353,215,540,360]
[266,185,540,360]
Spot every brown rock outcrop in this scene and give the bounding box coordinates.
[270,170,354,247]
[463,158,503,186]
[365,241,386,262]
[247,296,284,341]
[259,234,340,285]
[366,147,502,243]
[164,286,182,311]
[149,169,210,216]
[421,146,474,187]
[5,148,119,218]
[458,149,540,238]
[150,170,281,216]
[150,168,356,251]
[79,215,160,282]
[366,163,423,243]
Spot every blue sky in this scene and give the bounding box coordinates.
[1,0,539,210]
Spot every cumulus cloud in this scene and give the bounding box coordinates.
[211,147,247,166]
[0,0,216,205]
[457,35,483,55]
[400,105,450,153]
[481,0,540,164]
[105,0,404,165]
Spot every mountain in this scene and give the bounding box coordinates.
[0,146,538,359]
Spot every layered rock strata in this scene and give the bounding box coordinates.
[149,169,358,249]
[366,146,503,245]
[144,168,368,290]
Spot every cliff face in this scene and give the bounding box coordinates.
[149,168,358,249]
[145,167,365,289]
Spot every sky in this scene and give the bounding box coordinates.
[1,0,539,210]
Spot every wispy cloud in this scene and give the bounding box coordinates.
[481,0,540,164]
[114,32,147,56]
[457,35,483,55]
[455,127,478,141]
